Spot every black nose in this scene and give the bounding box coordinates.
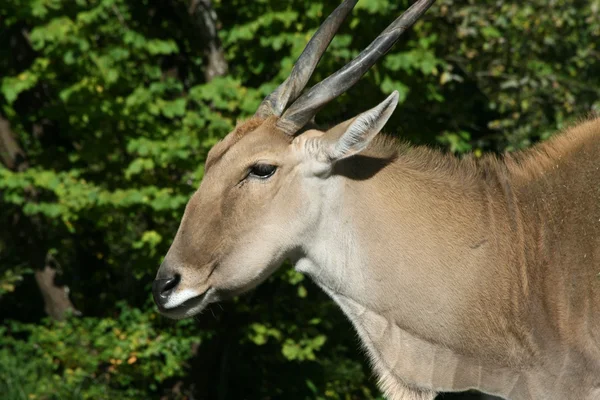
[152,274,180,307]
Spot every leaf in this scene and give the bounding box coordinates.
[2,72,40,104]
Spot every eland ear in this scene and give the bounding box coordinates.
[323,91,399,162]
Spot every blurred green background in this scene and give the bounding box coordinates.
[0,0,598,399]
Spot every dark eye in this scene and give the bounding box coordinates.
[249,164,277,179]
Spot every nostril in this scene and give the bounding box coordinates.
[161,274,180,295]
[153,274,181,302]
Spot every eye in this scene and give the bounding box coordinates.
[248,163,277,179]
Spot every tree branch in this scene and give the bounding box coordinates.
[0,117,26,171]
[0,115,79,321]
[188,0,228,82]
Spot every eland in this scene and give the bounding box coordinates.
[153,0,600,398]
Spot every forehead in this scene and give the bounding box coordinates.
[205,117,292,171]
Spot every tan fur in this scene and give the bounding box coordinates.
[156,116,600,399]
[205,117,267,171]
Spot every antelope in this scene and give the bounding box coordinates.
[152,0,600,398]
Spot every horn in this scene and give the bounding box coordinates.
[255,0,359,118]
[277,0,436,135]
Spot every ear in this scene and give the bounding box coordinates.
[322,91,399,162]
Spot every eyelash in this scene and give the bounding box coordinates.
[248,164,277,179]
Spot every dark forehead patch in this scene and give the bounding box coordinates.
[205,117,267,171]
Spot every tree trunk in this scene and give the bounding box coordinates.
[188,0,228,82]
[0,115,78,321]
[0,117,25,171]
[34,262,79,321]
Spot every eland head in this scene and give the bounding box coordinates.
[152,0,435,319]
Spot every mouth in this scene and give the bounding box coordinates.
[157,288,215,319]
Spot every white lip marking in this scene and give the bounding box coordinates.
[161,287,216,320]
[163,288,202,309]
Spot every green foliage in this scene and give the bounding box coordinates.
[0,0,599,398]
[0,266,32,296]
[0,304,203,399]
